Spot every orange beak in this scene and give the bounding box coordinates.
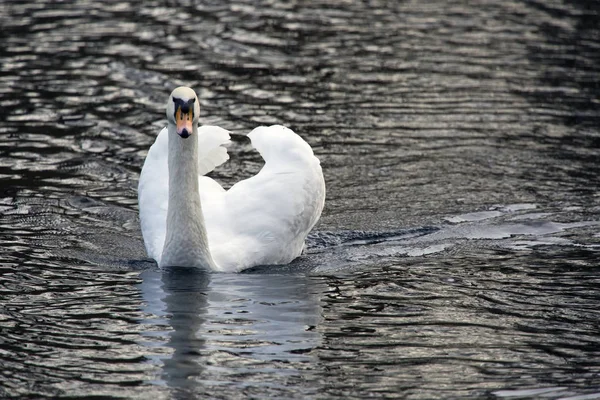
[175,106,193,138]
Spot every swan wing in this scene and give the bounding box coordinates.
[196,125,231,176]
[208,125,325,271]
[138,125,231,262]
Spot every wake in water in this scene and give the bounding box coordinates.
[247,203,600,274]
[17,195,596,273]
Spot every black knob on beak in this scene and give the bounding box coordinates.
[178,128,190,138]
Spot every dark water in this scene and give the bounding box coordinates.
[1,0,600,398]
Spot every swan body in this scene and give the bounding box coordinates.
[138,87,325,272]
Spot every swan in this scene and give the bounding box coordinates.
[138,86,326,272]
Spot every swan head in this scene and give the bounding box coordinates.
[166,86,200,139]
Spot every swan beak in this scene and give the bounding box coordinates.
[176,107,193,139]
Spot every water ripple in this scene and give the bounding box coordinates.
[0,0,599,398]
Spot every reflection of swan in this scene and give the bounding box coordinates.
[138,268,323,394]
[160,268,210,390]
[138,87,326,272]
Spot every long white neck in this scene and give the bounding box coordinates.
[160,123,218,270]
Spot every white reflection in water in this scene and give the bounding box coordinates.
[139,268,323,391]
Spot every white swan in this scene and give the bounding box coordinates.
[138,87,326,272]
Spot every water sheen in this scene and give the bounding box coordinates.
[1,0,599,399]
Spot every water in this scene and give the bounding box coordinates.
[1,0,599,398]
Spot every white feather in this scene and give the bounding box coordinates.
[138,124,325,272]
[138,125,231,263]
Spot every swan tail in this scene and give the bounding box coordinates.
[197,125,231,176]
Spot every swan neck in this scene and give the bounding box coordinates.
[161,123,217,270]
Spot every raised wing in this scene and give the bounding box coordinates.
[207,125,326,271]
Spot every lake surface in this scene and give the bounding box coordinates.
[1,0,599,398]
